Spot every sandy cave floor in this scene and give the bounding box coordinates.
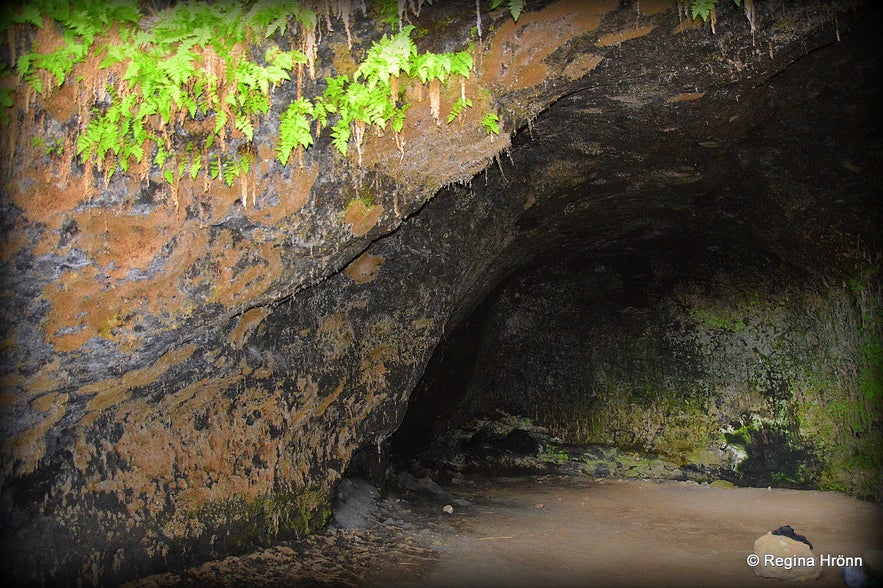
[126,474,883,588]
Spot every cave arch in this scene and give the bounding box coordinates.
[385,6,883,493]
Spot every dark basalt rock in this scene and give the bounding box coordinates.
[462,428,544,458]
[1,1,881,585]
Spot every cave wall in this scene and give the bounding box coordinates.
[419,255,881,494]
[401,0,883,497]
[1,1,880,585]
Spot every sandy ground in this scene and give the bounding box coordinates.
[129,475,883,588]
[368,476,882,587]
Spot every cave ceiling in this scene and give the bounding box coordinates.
[436,1,882,327]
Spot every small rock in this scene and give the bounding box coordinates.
[442,504,454,514]
[709,479,734,489]
[752,530,820,581]
[841,565,868,588]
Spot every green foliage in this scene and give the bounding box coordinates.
[447,96,473,123]
[299,24,476,158]
[374,0,401,29]
[356,25,417,86]
[2,0,510,192]
[481,112,500,135]
[278,98,314,165]
[410,44,473,84]
[490,0,524,22]
[690,0,743,22]
[7,0,141,95]
[20,0,312,188]
[540,443,569,465]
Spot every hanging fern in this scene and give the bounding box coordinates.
[689,0,745,23]
[1,0,514,196]
[490,0,524,22]
[481,112,500,135]
[278,98,314,165]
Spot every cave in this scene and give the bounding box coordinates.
[1,1,881,586]
[385,0,883,490]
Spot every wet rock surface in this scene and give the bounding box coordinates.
[1,1,882,585]
[388,413,738,485]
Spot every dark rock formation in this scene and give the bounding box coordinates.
[1,1,881,585]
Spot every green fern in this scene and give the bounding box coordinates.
[3,0,518,188]
[209,154,222,180]
[447,96,473,123]
[189,151,202,180]
[690,0,717,20]
[490,0,524,22]
[330,116,352,156]
[355,25,416,88]
[690,0,744,22]
[222,156,240,187]
[481,112,500,135]
[317,26,474,156]
[278,98,314,165]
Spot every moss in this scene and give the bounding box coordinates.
[690,308,747,333]
[789,269,883,497]
[539,443,569,465]
[709,479,735,489]
[725,423,753,449]
[190,486,331,552]
[515,271,881,497]
[724,420,817,489]
[684,448,724,468]
[577,446,681,480]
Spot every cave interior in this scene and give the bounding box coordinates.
[1,2,882,585]
[363,3,883,494]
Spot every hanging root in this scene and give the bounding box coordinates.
[475,0,482,41]
[429,78,440,124]
[744,0,756,43]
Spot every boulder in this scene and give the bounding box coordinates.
[752,531,821,581]
[498,429,544,456]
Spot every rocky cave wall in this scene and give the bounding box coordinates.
[397,0,883,496]
[403,251,881,492]
[1,1,881,585]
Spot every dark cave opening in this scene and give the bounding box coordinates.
[380,242,811,487]
[376,218,879,494]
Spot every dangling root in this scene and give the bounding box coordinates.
[429,78,440,124]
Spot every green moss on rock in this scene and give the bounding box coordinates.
[190,486,331,553]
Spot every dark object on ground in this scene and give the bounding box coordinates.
[463,428,544,457]
[497,429,544,455]
[840,565,868,588]
[771,525,813,550]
